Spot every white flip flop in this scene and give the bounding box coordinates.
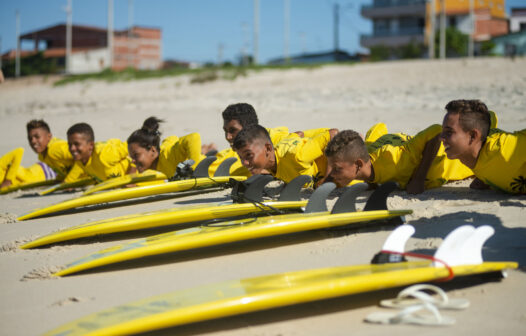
[380,284,469,310]
[365,302,455,326]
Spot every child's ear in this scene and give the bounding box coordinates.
[469,129,482,144]
[264,142,273,156]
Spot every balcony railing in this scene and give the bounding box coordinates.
[362,0,427,9]
[367,27,424,37]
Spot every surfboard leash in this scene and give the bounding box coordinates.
[374,250,455,282]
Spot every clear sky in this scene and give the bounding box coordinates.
[0,0,524,64]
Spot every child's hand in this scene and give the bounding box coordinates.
[1,179,13,189]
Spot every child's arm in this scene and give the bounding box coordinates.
[177,133,206,169]
[406,134,441,194]
[63,161,87,183]
[0,148,24,188]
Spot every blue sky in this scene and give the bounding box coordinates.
[0,0,524,64]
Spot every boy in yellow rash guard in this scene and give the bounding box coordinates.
[0,119,83,189]
[127,117,205,177]
[364,122,474,193]
[324,126,471,192]
[67,123,131,183]
[233,125,337,184]
[439,99,526,194]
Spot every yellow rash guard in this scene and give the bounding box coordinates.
[208,126,291,177]
[38,137,87,183]
[274,131,331,183]
[473,129,526,194]
[76,139,130,182]
[0,148,56,187]
[155,134,206,178]
[369,124,473,189]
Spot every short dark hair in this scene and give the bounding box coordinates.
[445,100,491,141]
[26,119,50,133]
[222,103,259,128]
[325,130,369,162]
[67,122,95,142]
[232,124,271,151]
[127,116,164,151]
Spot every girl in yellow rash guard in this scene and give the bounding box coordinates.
[127,117,205,178]
[67,123,131,183]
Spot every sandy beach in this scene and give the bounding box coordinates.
[1,57,525,335]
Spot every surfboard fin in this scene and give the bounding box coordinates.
[330,183,369,214]
[363,181,398,211]
[434,225,494,267]
[214,157,238,177]
[278,175,312,202]
[230,175,274,203]
[304,182,336,213]
[192,156,217,178]
[371,224,415,264]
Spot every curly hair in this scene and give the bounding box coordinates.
[222,103,259,128]
[325,130,369,162]
[67,123,95,142]
[26,119,51,133]
[445,99,491,141]
[232,124,271,151]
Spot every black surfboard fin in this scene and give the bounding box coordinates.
[230,174,274,203]
[330,183,369,214]
[214,157,238,177]
[193,156,217,178]
[363,181,398,211]
[278,175,312,202]
[304,182,336,213]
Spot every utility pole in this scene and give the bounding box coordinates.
[65,0,72,74]
[468,0,474,58]
[284,0,290,62]
[15,10,20,78]
[334,2,339,52]
[428,0,435,59]
[107,0,114,69]
[253,0,259,65]
[439,0,446,59]
[241,22,249,66]
[128,0,133,67]
[218,43,224,66]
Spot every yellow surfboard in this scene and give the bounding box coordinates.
[38,177,96,196]
[18,176,247,221]
[82,170,167,195]
[20,200,307,249]
[55,208,411,276]
[45,232,517,336]
[0,179,58,195]
[21,175,313,248]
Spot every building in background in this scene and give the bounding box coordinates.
[1,23,162,74]
[509,7,526,32]
[491,7,526,56]
[361,0,509,58]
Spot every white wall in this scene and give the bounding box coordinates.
[70,48,110,74]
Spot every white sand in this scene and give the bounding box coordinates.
[0,57,525,335]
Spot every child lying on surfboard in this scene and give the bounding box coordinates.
[67,122,132,183]
[323,124,473,193]
[210,102,338,178]
[127,117,206,177]
[0,120,85,190]
[232,124,338,185]
[436,99,526,194]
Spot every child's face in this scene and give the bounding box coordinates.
[223,119,243,147]
[68,133,94,164]
[236,140,273,175]
[128,143,158,173]
[327,157,359,188]
[27,127,52,154]
[440,113,472,160]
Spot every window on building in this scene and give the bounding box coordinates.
[521,22,526,32]
[449,16,457,28]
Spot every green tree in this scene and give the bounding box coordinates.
[434,27,468,58]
